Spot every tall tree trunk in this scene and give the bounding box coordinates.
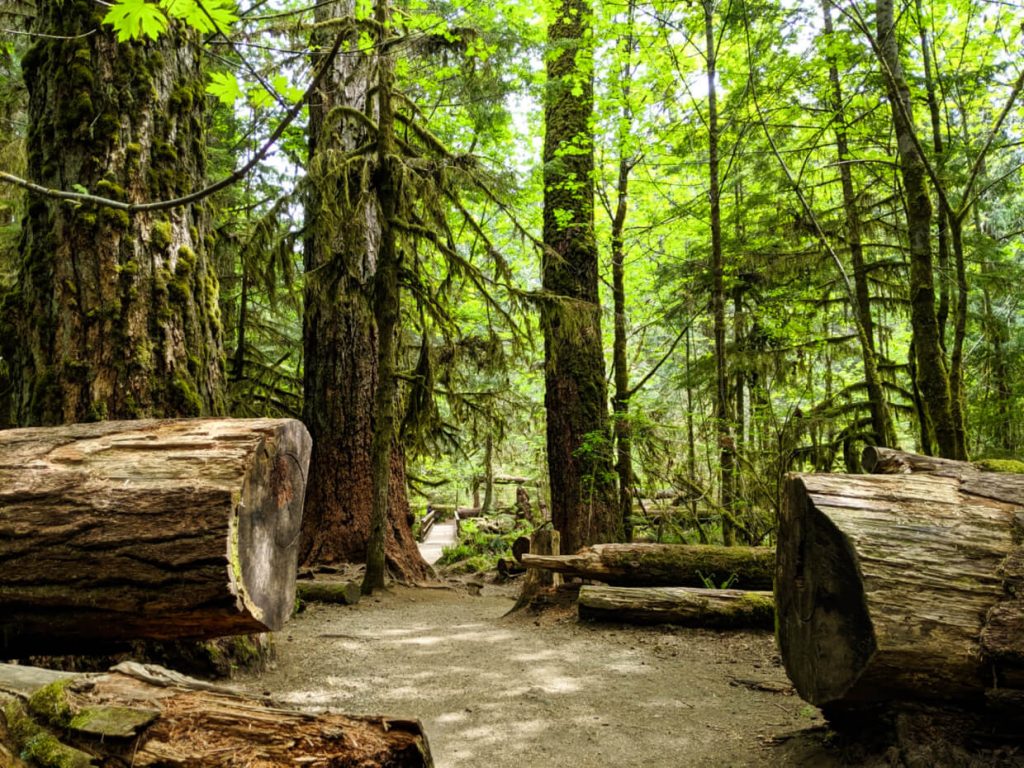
[300,1,427,581]
[914,0,952,349]
[875,0,959,458]
[610,4,637,544]
[822,0,896,449]
[481,433,495,514]
[705,0,736,545]
[4,2,224,425]
[542,0,618,555]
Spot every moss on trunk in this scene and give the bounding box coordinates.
[4,1,224,425]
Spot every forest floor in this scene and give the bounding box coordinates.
[238,579,843,768]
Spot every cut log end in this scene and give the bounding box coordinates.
[776,476,877,707]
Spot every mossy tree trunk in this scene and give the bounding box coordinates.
[4,0,225,425]
[542,0,618,556]
[875,0,961,459]
[299,0,428,582]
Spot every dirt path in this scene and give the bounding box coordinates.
[240,583,832,767]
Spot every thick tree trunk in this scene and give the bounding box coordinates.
[299,0,427,582]
[519,543,775,590]
[0,662,432,767]
[0,418,311,655]
[875,0,959,459]
[3,3,224,426]
[578,585,774,629]
[542,0,618,556]
[777,465,1024,710]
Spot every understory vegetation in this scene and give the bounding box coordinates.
[1,0,1022,562]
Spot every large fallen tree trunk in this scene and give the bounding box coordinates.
[578,585,774,629]
[519,543,774,589]
[0,661,432,767]
[777,453,1024,711]
[0,418,311,656]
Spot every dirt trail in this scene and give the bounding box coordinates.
[240,583,832,768]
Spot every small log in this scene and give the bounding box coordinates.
[512,535,531,563]
[519,543,774,589]
[0,418,311,655]
[578,585,774,629]
[0,662,432,767]
[777,469,1024,709]
[496,558,526,579]
[295,580,362,606]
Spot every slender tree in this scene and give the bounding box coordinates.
[542,0,619,555]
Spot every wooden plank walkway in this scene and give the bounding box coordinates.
[417,520,457,565]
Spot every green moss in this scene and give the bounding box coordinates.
[3,698,92,768]
[176,245,196,273]
[151,220,173,250]
[118,259,140,277]
[86,400,108,422]
[976,458,1024,474]
[94,180,125,200]
[69,706,157,738]
[153,139,177,164]
[99,207,130,230]
[169,373,202,415]
[76,211,97,228]
[126,142,142,157]
[28,679,73,727]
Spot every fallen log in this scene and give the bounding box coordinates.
[295,580,362,606]
[519,543,774,589]
[578,585,774,629]
[0,418,312,655]
[0,661,432,767]
[777,464,1024,710]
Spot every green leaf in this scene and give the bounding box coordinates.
[160,0,238,32]
[103,0,169,41]
[206,71,242,106]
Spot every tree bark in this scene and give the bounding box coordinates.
[822,0,896,449]
[0,418,311,655]
[519,543,775,590]
[299,0,427,582]
[0,661,432,767]
[705,0,737,545]
[542,0,618,556]
[578,585,774,629]
[875,0,959,459]
[3,4,225,425]
[777,468,1024,709]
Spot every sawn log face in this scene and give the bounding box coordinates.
[0,418,312,653]
[777,471,1021,708]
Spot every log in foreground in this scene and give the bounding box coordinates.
[519,543,774,589]
[777,466,1024,710]
[578,585,774,629]
[0,418,312,655]
[0,661,432,767]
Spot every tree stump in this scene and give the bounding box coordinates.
[0,418,311,655]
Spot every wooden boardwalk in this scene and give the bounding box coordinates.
[417,520,457,565]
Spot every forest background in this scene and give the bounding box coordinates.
[0,0,1022,577]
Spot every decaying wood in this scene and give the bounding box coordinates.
[578,585,774,629]
[519,543,774,589]
[0,662,432,767]
[295,580,362,606]
[777,467,1024,710]
[0,418,312,655]
[509,529,561,613]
